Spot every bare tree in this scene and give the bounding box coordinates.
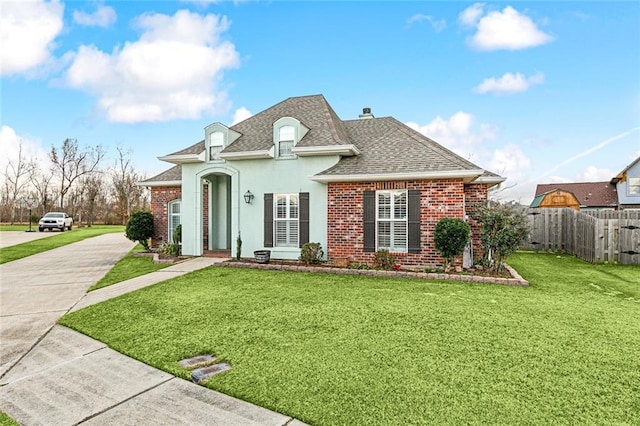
[31,167,56,215]
[111,147,147,224]
[49,138,105,210]
[75,173,104,227]
[3,142,36,224]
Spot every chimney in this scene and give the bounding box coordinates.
[359,107,374,119]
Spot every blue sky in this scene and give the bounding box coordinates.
[1,0,639,204]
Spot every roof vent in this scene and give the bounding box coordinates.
[359,107,374,120]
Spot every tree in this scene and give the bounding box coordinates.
[125,210,154,250]
[111,147,147,224]
[49,138,105,210]
[433,218,470,271]
[30,167,56,216]
[476,201,529,272]
[3,142,36,224]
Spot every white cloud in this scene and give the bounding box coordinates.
[577,166,615,182]
[458,3,484,27]
[73,4,116,28]
[0,0,64,76]
[65,9,240,123]
[474,71,544,94]
[463,5,553,51]
[490,144,531,178]
[406,111,497,157]
[231,107,252,125]
[0,126,49,178]
[407,13,446,32]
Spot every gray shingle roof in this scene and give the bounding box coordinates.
[167,140,204,156]
[222,94,349,153]
[140,164,181,184]
[316,117,484,176]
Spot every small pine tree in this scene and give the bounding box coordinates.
[125,211,154,251]
[433,218,470,271]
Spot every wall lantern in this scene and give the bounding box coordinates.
[244,190,254,205]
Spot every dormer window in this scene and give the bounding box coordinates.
[209,131,224,160]
[278,126,295,158]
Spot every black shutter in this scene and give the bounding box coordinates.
[363,190,376,252]
[408,189,421,253]
[299,192,309,247]
[264,193,273,247]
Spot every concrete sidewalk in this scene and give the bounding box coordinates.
[0,237,306,425]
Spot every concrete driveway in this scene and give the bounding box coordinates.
[0,233,305,425]
[0,230,59,249]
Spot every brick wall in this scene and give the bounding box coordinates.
[327,179,489,268]
[149,183,209,248]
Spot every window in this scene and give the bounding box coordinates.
[629,177,640,195]
[209,131,224,160]
[278,126,295,158]
[376,190,407,252]
[168,200,181,242]
[274,194,299,247]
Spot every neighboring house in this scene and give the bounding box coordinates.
[611,156,640,210]
[531,182,618,211]
[139,95,504,267]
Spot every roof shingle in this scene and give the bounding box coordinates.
[534,182,618,207]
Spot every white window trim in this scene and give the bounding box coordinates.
[168,200,181,243]
[274,194,299,247]
[375,190,408,253]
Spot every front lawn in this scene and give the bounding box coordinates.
[88,244,170,291]
[59,253,640,425]
[0,225,125,264]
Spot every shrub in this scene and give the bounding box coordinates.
[125,211,154,251]
[236,232,242,261]
[476,201,529,272]
[374,249,396,271]
[173,224,182,245]
[300,242,324,265]
[433,218,470,271]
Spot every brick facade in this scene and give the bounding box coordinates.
[327,179,488,268]
[149,184,209,248]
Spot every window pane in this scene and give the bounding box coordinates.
[275,221,288,245]
[279,141,293,157]
[276,196,287,219]
[289,220,299,246]
[289,195,299,218]
[394,191,407,219]
[209,146,222,160]
[377,221,391,248]
[279,126,295,141]
[378,193,391,219]
[171,202,181,214]
[210,131,224,146]
[629,178,640,195]
[392,221,407,251]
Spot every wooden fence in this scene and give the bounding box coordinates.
[522,208,640,265]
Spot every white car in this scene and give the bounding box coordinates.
[38,212,73,232]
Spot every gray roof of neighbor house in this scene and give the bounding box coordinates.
[147,94,503,185]
[534,182,618,207]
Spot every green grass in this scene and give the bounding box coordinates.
[0,224,34,231]
[0,225,125,264]
[0,411,19,426]
[88,243,170,292]
[59,252,640,425]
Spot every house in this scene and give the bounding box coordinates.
[531,182,618,211]
[139,95,504,267]
[611,156,640,210]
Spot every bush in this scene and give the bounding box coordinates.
[173,224,182,245]
[374,249,396,270]
[300,242,324,265]
[236,232,242,261]
[476,201,529,272]
[433,218,470,271]
[125,211,154,251]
